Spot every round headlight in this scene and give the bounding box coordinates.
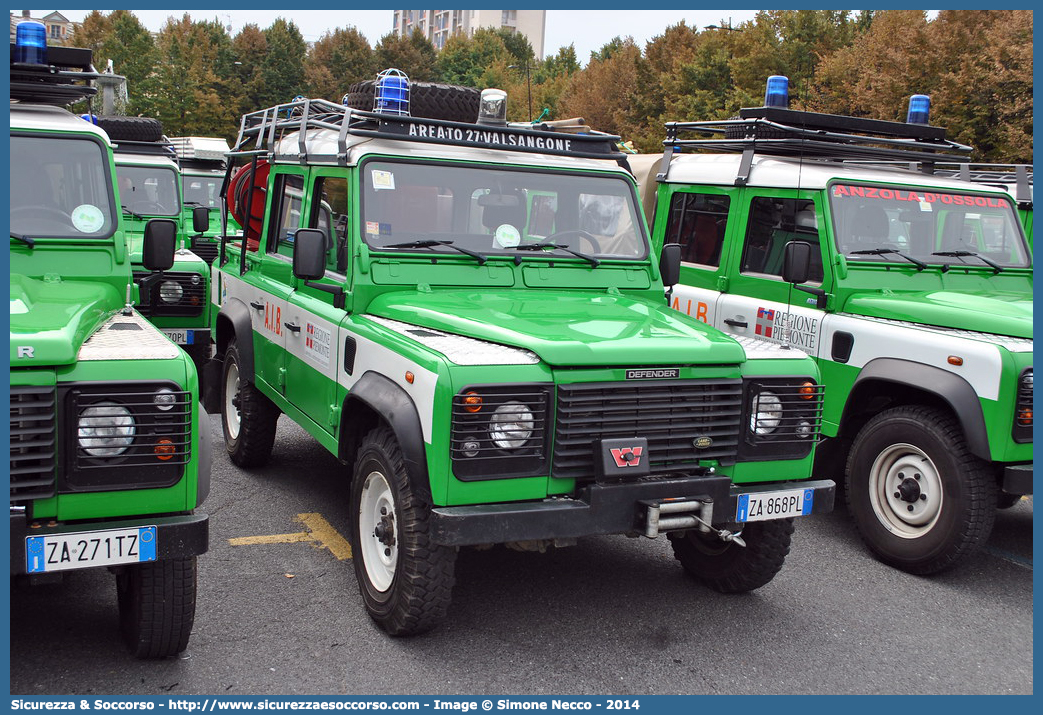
[750,391,783,435]
[78,401,135,457]
[154,387,177,411]
[489,401,534,449]
[159,280,183,304]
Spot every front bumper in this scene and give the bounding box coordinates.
[1002,464,1033,495]
[10,512,209,575]
[429,475,835,547]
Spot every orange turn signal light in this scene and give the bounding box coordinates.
[155,439,176,461]
[799,381,816,399]
[1017,409,1032,426]
[464,392,483,413]
[948,356,964,366]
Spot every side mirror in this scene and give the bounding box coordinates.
[292,228,327,281]
[192,206,211,234]
[141,219,177,271]
[660,243,681,287]
[782,241,812,284]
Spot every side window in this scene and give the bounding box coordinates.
[664,192,729,267]
[310,175,349,271]
[740,197,823,282]
[267,174,305,257]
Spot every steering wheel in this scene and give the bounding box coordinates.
[9,205,72,230]
[543,229,603,254]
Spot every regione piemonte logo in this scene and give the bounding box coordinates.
[755,307,775,338]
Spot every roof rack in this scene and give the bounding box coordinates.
[658,106,973,185]
[168,136,231,164]
[10,43,98,106]
[111,138,178,160]
[232,97,627,166]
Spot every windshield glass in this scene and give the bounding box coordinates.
[361,160,647,259]
[183,174,222,209]
[829,183,1030,268]
[10,134,117,239]
[116,165,180,216]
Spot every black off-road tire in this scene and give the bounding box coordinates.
[669,518,794,593]
[345,80,480,123]
[221,338,279,468]
[350,426,456,636]
[96,115,164,143]
[845,405,996,575]
[117,557,197,659]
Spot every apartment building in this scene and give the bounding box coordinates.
[392,9,546,58]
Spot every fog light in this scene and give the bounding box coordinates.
[796,421,813,439]
[154,388,176,411]
[462,438,481,458]
[159,280,183,304]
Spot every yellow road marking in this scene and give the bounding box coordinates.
[228,512,352,560]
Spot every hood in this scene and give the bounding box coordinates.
[368,289,746,366]
[10,273,121,366]
[844,290,1032,339]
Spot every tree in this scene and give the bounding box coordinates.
[437,29,511,88]
[558,38,641,135]
[373,30,438,82]
[232,24,268,119]
[260,18,307,106]
[306,27,376,101]
[69,10,158,117]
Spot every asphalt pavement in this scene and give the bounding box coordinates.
[9,415,1033,695]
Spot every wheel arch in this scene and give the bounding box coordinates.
[841,358,990,460]
[339,372,432,504]
[215,298,255,381]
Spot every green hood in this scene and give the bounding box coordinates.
[10,274,120,366]
[844,290,1033,339]
[368,289,746,366]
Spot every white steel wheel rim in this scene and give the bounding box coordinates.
[224,361,241,439]
[358,470,398,593]
[868,442,943,538]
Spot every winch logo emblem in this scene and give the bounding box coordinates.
[609,446,643,468]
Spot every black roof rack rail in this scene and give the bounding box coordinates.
[232,97,627,166]
[658,106,973,185]
[10,43,98,106]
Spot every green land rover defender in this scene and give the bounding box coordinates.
[635,83,1032,575]
[9,38,209,658]
[204,84,834,636]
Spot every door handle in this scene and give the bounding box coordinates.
[250,300,264,311]
[724,319,748,328]
[284,322,301,333]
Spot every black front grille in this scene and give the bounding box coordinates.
[450,386,551,480]
[1013,368,1032,442]
[190,237,219,266]
[554,379,743,480]
[133,271,206,317]
[64,385,191,492]
[10,386,57,502]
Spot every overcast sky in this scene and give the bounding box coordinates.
[42,8,764,62]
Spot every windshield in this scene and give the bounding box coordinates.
[10,134,117,239]
[183,174,223,209]
[829,183,1030,268]
[116,165,180,217]
[361,160,647,260]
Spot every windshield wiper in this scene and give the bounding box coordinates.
[11,232,35,247]
[849,247,927,271]
[384,239,488,265]
[121,205,145,220]
[512,242,601,268]
[931,250,1003,274]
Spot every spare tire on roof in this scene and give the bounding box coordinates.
[96,116,165,142]
[344,80,480,123]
